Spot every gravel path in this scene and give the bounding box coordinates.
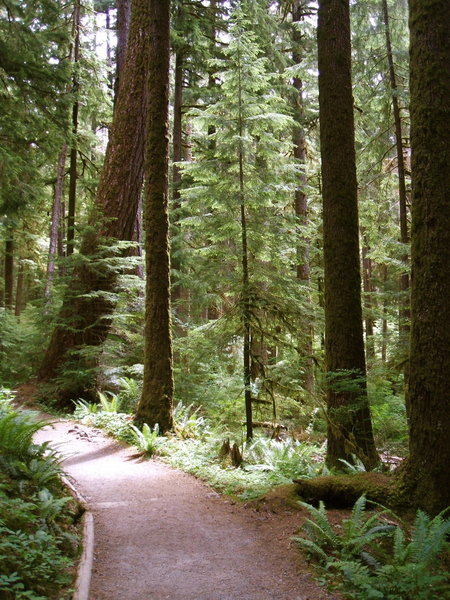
[34,420,337,600]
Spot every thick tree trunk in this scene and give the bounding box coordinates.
[38,0,149,402]
[4,238,14,310]
[135,0,173,433]
[115,0,132,100]
[402,0,450,515]
[317,0,379,470]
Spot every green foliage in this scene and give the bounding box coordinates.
[294,495,450,599]
[129,423,164,457]
[0,392,78,599]
[0,308,50,386]
[73,400,134,444]
[115,376,142,413]
[244,437,325,482]
[98,391,120,413]
[294,496,395,564]
[173,401,208,440]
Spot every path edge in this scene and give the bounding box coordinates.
[61,475,95,600]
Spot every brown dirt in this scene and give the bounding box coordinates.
[15,380,340,600]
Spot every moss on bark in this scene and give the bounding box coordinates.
[135,0,173,433]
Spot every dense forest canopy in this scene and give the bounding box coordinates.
[0,0,449,517]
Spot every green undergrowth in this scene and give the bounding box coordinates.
[0,389,80,600]
[73,397,326,500]
[294,495,450,599]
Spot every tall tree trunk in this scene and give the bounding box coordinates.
[234,36,253,441]
[171,44,185,321]
[382,0,410,408]
[115,0,132,101]
[4,238,14,310]
[382,0,410,327]
[66,0,81,256]
[402,0,450,515]
[38,0,149,403]
[15,260,25,317]
[45,143,67,300]
[317,0,379,470]
[292,0,315,397]
[135,0,173,433]
[381,264,388,363]
[362,243,375,359]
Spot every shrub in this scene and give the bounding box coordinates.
[0,393,79,599]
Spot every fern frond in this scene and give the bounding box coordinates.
[292,536,330,563]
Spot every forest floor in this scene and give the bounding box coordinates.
[17,387,341,600]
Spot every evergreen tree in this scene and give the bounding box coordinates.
[317,0,379,469]
[38,0,150,404]
[0,0,70,307]
[401,0,450,515]
[178,3,298,436]
[135,0,173,432]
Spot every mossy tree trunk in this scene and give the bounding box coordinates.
[135,0,173,433]
[38,0,149,403]
[317,0,379,470]
[402,0,450,515]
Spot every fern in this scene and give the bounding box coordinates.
[98,391,119,413]
[297,500,340,552]
[295,495,450,600]
[129,423,164,457]
[0,412,49,459]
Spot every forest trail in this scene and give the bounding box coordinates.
[33,419,337,600]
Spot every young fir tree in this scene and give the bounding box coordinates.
[179,4,298,438]
[317,0,379,469]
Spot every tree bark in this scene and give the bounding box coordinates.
[362,243,375,359]
[135,0,173,433]
[402,0,450,515]
[38,0,149,402]
[14,260,25,317]
[115,0,132,103]
[45,143,67,300]
[4,238,14,310]
[382,0,410,327]
[317,0,379,470]
[66,0,81,256]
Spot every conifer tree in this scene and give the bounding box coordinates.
[317,0,379,469]
[401,0,450,515]
[135,0,173,432]
[179,3,297,437]
[38,0,150,403]
[0,0,70,307]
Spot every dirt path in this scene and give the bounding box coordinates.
[34,419,337,600]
